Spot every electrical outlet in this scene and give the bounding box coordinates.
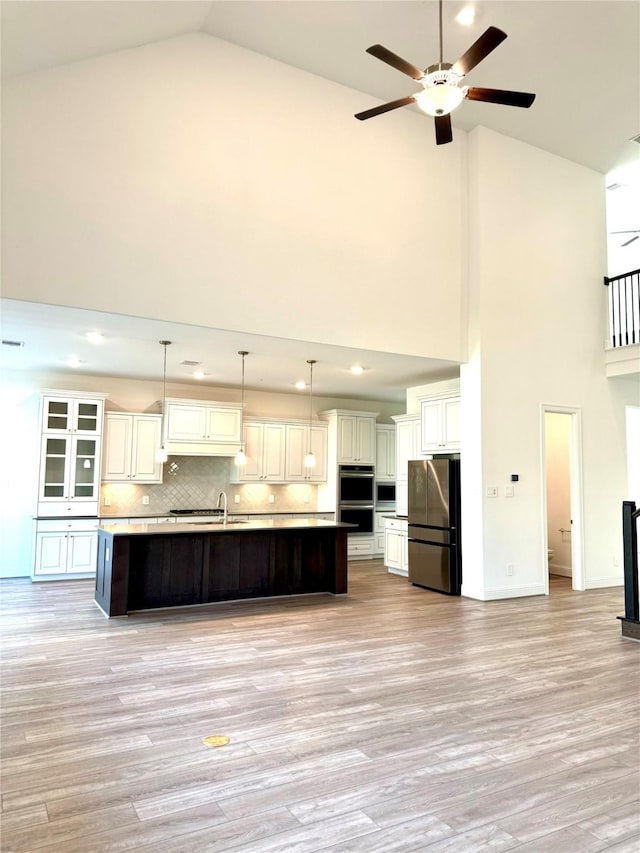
[304,494,309,503]
[234,495,240,504]
[506,563,514,576]
[268,494,275,504]
[486,486,498,498]
[142,495,149,506]
[104,497,111,507]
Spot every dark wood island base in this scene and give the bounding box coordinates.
[95,519,352,617]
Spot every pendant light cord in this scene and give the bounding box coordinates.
[238,351,248,454]
[159,340,171,450]
[439,0,443,65]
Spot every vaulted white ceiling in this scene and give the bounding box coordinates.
[3,1,638,175]
[1,1,638,400]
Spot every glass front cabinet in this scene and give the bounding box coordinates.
[37,393,107,517]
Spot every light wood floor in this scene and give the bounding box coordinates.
[1,562,639,852]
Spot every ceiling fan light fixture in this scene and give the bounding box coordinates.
[416,67,464,116]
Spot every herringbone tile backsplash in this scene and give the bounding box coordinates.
[100,456,318,515]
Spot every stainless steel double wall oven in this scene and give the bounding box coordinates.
[338,464,375,534]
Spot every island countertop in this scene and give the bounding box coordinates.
[100,518,353,536]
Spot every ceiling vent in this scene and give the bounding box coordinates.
[2,339,25,347]
[181,360,202,367]
[631,133,640,144]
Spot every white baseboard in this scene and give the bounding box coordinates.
[462,583,547,600]
[549,564,572,577]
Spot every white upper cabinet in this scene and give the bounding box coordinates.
[375,425,396,480]
[336,414,377,464]
[162,398,242,456]
[232,419,328,483]
[420,396,461,453]
[284,423,328,483]
[41,395,103,435]
[102,413,163,483]
[37,392,107,517]
[233,421,286,483]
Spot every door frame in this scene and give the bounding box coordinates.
[540,405,585,593]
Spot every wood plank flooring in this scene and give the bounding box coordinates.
[1,562,638,852]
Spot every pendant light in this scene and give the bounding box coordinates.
[234,350,249,466]
[304,359,317,468]
[156,340,171,464]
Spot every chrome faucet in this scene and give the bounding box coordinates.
[216,490,228,523]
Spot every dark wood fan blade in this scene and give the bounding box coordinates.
[434,114,453,145]
[355,95,416,121]
[366,45,425,81]
[452,26,507,76]
[465,87,536,108]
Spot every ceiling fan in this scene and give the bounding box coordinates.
[355,0,536,145]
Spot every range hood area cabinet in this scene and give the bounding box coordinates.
[161,398,242,456]
[102,413,163,484]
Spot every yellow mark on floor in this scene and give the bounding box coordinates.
[202,735,230,748]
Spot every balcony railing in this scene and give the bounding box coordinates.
[604,268,640,348]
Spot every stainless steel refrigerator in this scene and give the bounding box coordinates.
[408,458,461,595]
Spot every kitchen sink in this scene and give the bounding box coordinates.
[199,519,248,525]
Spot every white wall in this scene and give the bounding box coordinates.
[461,127,636,598]
[1,32,465,363]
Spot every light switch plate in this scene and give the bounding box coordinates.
[234,495,240,504]
[505,485,514,497]
[269,494,275,504]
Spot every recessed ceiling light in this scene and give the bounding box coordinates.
[66,358,85,368]
[350,365,364,375]
[193,370,206,380]
[295,380,306,390]
[85,331,104,344]
[455,5,475,26]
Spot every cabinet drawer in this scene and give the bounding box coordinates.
[348,539,374,557]
[37,519,99,533]
[385,518,408,532]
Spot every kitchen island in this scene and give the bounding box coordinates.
[95,518,353,617]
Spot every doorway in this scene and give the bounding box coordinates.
[541,406,584,592]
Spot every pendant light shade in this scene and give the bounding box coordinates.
[304,359,317,468]
[234,351,249,466]
[156,340,171,464]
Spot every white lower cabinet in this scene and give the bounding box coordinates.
[33,519,98,578]
[384,517,408,577]
[347,536,375,560]
[374,511,386,555]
